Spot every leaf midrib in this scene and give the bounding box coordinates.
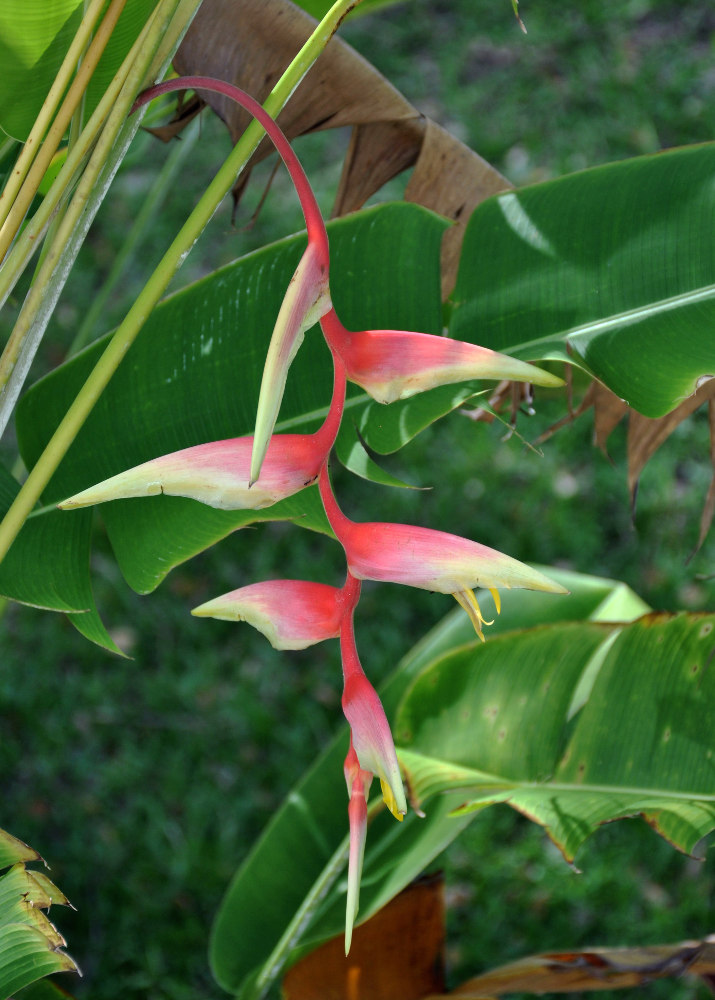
[507,281,715,356]
[400,750,715,802]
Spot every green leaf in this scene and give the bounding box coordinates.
[0,0,157,142]
[336,383,488,488]
[0,924,77,998]
[0,464,120,653]
[102,488,331,595]
[335,422,417,488]
[0,831,39,873]
[15,980,78,1000]
[0,863,77,999]
[0,867,65,944]
[396,613,715,863]
[209,569,648,998]
[17,203,447,594]
[451,143,715,417]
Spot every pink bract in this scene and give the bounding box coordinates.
[59,432,327,511]
[192,579,345,650]
[321,308,563,404]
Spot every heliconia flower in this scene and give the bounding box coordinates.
[343,738,373,956]
[321,307,563,404]
[320,465,567,640]
[192,579,345,650]
[340,574,407,821]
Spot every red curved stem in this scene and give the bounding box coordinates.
[318,459,353,540]
[339,573,363,682]
[132,77,330,258]
[312,350,347,457]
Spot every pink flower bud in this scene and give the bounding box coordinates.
[60,356,347,514]
[342,670,406,821]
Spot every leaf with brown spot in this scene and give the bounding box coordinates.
[171,0,509,290]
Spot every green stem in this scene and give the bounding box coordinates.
[247,792,383,1000]
[0,0,129,260]
[0,0,196,320]
[0,0,109,235]
[248,831,351,1000]
[0,0,185,437]
[0,0,360,565]
[32,23,92,282]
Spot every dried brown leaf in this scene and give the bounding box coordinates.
[171,0,509,290]
[628,379,715,500]
[465,380,534,427]
[333,118,426,216]
[592,381,628,454]
[144,92,203,142]
[692,397,715,557]
[532,380,627,450]
[404,118,509,295]
[534,380,596,444]
[445,937,715,996]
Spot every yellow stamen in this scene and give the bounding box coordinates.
[379,778,405,821]
[490,587,502,615]
[453,588,496,641]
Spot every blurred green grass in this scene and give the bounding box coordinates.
[2,1,715,997]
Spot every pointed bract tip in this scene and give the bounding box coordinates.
[490,587,502,615]
[344,744,370,957]
[250,243,331,484]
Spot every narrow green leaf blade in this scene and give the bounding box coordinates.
[0,832,39,873]
[0,862,77,998]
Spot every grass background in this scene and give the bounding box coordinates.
[2,0,715,997]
